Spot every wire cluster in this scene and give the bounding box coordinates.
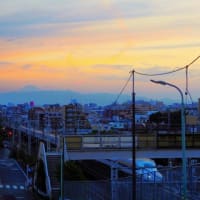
[114,55,200,104]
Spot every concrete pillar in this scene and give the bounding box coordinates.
[111,163,118,200]
[12,129,15,145]
[64,140,69,161]
[18,131,22,148]
[28,134,31,155]
[56,136,61,152]
[47,140,51,152]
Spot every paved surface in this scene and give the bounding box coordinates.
[0,149,10,160]
[0,149,36,200]
[0,159,26,189]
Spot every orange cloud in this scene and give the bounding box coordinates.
[0,8,199,96]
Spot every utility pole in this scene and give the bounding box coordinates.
[132,70,136,200]
[60,136,64,200]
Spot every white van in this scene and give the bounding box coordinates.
[118,158,163,183]
[136,158,163,182]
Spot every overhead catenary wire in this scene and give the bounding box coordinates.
[114,55,200,104]
[135,66,186,76]
[114,73,132,104]
[184,56,200,105]
[134,55,200,77]
[185,65,194,105]
[187,55,200,68]
[185,65,189,104]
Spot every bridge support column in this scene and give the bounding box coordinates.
[36,137,40,150]
[111,163,118,200]
[18,131,22,148]
[64,140,69,161]
[47,141,51,152]
[56,137,60,152]
[28,134,31,155]
[12,129,15,145]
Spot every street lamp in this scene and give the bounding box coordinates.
[60,121,65,200]
[60,135,64,200]
[131,70,136,200]
[150,79,187,200]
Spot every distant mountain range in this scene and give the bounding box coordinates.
[0,89,177,106]
[0,89,129,106]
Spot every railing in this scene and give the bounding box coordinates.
[33,143,52,198]
[63,180,184,200]
[64,180,111,200]
[133,133,200,149]
[8,123,200,150]
[62,164,200,200]
[65,135,132,150]
[65,133,200,150]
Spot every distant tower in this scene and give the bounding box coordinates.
[30,101,35,107]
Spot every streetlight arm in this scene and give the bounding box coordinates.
[150,79,167,86]
[150,79,184,104]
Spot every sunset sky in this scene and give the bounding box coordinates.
[0,0,200,102]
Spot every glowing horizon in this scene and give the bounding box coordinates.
[0,0,200,101]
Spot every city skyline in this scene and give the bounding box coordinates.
[0,0,200,102]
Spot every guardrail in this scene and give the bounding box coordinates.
[11,124,200,150]
[65,135,133,150]
[63,164,200,200]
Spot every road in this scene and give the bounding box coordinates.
[0,149,36,200]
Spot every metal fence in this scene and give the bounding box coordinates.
[63,180,182,200]
[64,180,111,200]
[159,164,200,200]
[63,164,200,200]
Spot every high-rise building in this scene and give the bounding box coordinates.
[62,103,91,135]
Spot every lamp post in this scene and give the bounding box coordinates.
[150,79,187,199]
[60,121,65,200]
[131,70,136,200]
[60,135,64,200]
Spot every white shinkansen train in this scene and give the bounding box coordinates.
[118,158,163,182]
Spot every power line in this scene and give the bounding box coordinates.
[186,55,200,68]
[134,55,200,77]
[114,55,200,103]
[114,73,132,104]
[185,65,194,105]
[185,56,200,104]
[134,56,199,105]
[135,66,185,76]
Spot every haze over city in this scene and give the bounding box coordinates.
[1,2,200,200]
[0,0,200,104]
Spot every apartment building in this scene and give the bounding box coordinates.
[61,103,91,135]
